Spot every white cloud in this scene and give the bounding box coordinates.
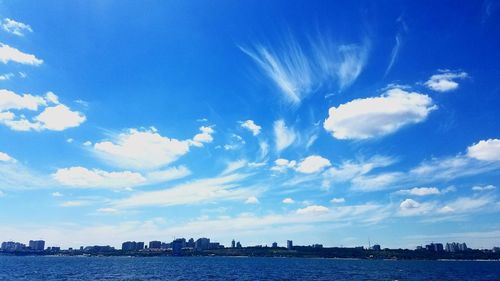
[273,119,296,152]
[425,70,468,92]
[2,18,32,36]
[324,88,436,140]
[240,120,261,136]
[0,91,86,132]
[438,196,494,214]
[245,196,259,204]
[93,128,191,170]
[191,126,215,147]
[114,173,255,208]
[51,192,63,197]
[336,43,369,90]
[66,138,74,143]
[60,200,91,207]
[322,156,396,188]
[0,43,43,65]
[0,73,14,80]
[240,41,311,105]
[351,172,403,192]
[221,160,247,175]
[259,141,269,159]
[399,198,435,216]
[330,197,345,203]
[53,165,190,190]
[241,35,369,105]
[83,141,92,146]
[53,167,146,189]
[0,151,15,163]
[384,34,401,76]
[270,158,296,172]
[34,104,86,131]
[467,139,500,161]
[96,208,119,214]
[295,155,331,174]
[0,89,46,111]
[144,166,191,183]
[472,185,496,192]
[296,205,329,215]
[397,187,441,196]
[282,197,295,204]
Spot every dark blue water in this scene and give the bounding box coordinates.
[0,256,498,280]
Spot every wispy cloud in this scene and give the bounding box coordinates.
[425,70,468,92]
[273,119,296,152]
[2,18,33,36]
[241,33,369,105]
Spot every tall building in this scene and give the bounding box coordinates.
[172,239,184,256]
[231,239,236,248]
[29,240,45,251]
[371,244,381,251]
[287,240,293,250]
[122,241,144,251]
[187,238,195,248]
[149,241,162,249]
[195,238,210,251]
[272,242,278,248]
[1,241,26,251]
[236,241,242,248]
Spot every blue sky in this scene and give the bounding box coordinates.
[0,1,499,249]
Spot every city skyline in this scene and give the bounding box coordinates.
[0,1,499,250]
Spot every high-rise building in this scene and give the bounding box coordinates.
[195,238,210,251]
[29,240,45,251]
[122,241,144,251]
[187,238,195,248]
[287,240,293,250]
[1,241,26,251]
[231,239,236,248]
[149,241,162,249]
[236,241,242,248]
[272,242,278,248]
[172,239,184,256]
[371,244,381,251]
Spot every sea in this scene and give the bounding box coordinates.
[0,256,499,280]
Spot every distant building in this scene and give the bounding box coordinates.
[272,242,278,248]
[231,239,236,248]
[1,241,26,251]
[371,244,381,251]
[195,238,210,251]
[445,242,468,252]
[287,240,293,250]
[312,244,323,249]
[149,241,162,249]
[236,241,242,248]
[187,238,195,248]
[122,241,144,251]
[29,240,45,251]
[493,247,500,253]
[83,245,114,253]
[47,247,61,252]
[425,243,443,252]
[209,242,221,249]
[172,239,184,256]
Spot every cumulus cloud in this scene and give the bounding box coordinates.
[397,187,441,196]
[467,139,500,161]
[51,192,63,197]
[53,167,146,189]
[93,128,191,170]
[2,18,32,36]
[240,120,261,136]
[295,155,331,174]
[0,89,46,111]
[0,43,43,65]
[34,104,86,131]
[241,34,369,105]
[425,70,468,92]
[323,87,436,140]
[270,158,297,172]
[191,126,215,147]
[0,91,86,131]
[282,197,295,204]
[273,119,296,152]
[245,196,259,204]
[296,205,329,215]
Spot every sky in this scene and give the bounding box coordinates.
[0,0,499,249]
